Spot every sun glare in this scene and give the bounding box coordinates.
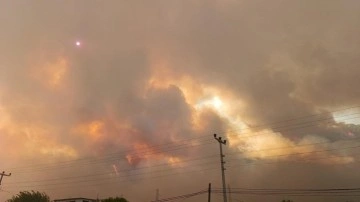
[332,109,360,125]
[195,96,225,112]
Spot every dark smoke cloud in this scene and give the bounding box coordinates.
[1,1,360,202]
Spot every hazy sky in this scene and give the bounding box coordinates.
[1,1,360,202]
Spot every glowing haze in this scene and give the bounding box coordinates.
[1,1,360,202]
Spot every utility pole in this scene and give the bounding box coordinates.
[208,183,211,202]
[0,171,11,185]
[214,134,227,202]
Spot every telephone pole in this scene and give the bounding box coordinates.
[0,171,11,185]
[208,183,212,202]
[214,134,227,202]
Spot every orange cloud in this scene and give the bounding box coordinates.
[228,129,355,164]
[125,142,184,167]
[72,120,105,141]
[146,50,204,104]
[30,55,69,90]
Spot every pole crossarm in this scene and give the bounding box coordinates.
[0,171,11,185]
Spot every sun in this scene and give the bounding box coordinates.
[195,96,224,112]
[211,96,223,110]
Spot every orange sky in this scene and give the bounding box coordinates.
[1,1,360,202]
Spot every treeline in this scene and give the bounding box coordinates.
[6,190,128,202]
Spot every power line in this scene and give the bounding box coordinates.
[5,138,360,191]
[4,158,220,186]
[2,167,220,191]
[6,139,215,173]
[5,135,213,171]
[228,143,360,162]
[12,128,360,176]
[7,105,360,172]
[9,130,359,177]
[217,187,360,191]
[211,187,360,196]
[228,144,360,161]
[4,149,360,194]
[223,105,360,136]
[3,106,360,193]
[227,113,360,139]
[6,136,360,189]
[229,135,360,155]
[6,107,360,175]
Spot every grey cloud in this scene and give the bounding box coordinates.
[1,1,360,202]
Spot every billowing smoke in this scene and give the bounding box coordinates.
[1,1,360,202]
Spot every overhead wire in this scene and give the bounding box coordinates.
[7,139,215,173]
[9,112,360,175]
[212,187,360,196]
[6,130,360,189]
[223,105,360,136]
[3,106,360,193]
[226,112,360,139]
[5,139,360,190]
[8,136,360,186]
[7,106,360,173]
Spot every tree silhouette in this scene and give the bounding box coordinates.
[7,190,50,202]
[101,196,128,202]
